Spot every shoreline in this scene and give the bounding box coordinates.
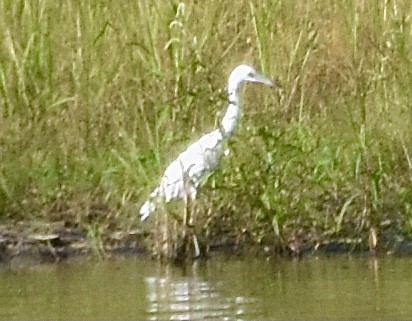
[1,219,412,267]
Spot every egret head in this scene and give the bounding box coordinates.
[228,64,274,92]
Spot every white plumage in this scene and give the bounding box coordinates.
[140,64,273,221]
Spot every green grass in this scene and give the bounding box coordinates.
[0,0,412,252]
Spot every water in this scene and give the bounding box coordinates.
[0,255,412,320]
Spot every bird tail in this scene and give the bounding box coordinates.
[139,200,156,221]
[139,187,160,221]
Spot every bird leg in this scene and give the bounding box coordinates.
[188,199,200,257]
[182,197,200,258]
[183,195,189,227]
[183,196,195,228]
[192,233,200,258]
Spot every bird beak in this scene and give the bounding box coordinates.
[253,73,275,87]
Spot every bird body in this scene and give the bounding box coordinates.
[140,64,273,221]
[140,128,226,220]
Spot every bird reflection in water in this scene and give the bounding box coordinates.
[144,264,258,321]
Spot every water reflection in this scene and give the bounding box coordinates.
[145,263,257,321]
[1,256,412,320]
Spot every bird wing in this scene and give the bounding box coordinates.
[158,129,226,202]
[182,129,225,175]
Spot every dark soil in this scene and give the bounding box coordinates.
[1,218,412,267]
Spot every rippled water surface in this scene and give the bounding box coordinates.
[1,255,412,320]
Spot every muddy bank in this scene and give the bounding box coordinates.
[1,218,412,267]
[0,220,147,266]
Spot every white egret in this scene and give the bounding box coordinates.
[139,64,273,256]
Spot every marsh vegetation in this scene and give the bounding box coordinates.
[0,0,412,258]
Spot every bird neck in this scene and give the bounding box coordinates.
[221,90,241,138]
